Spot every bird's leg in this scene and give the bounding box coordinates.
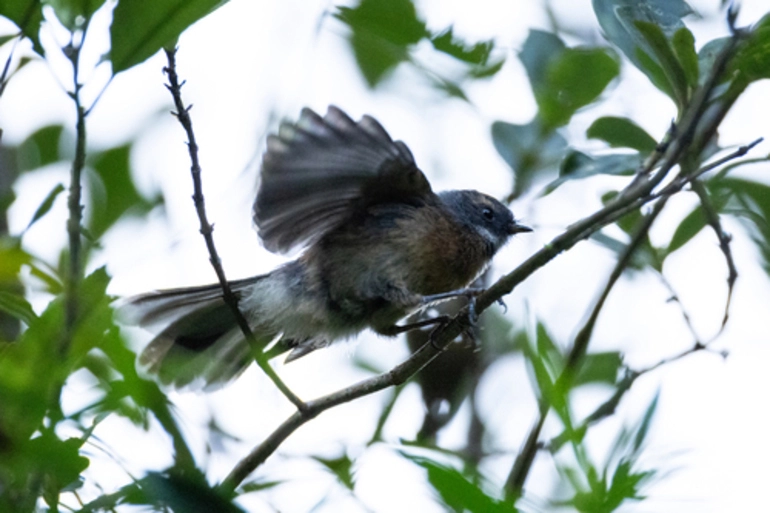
[421,287,483,305]
[378,315,450,337]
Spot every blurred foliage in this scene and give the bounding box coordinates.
[335,0,505,94]
[0,0,769,511]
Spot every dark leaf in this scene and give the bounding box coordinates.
[587,117,657,154]
[468,58,505,78]
[666,205,707,255]
[723,14,770,92]
[110,0,226,73]
[88,144,162,237]
[0,0,45,55]
[0,240,32,282]
[47,0,107,31]
[520,30,620,129]
[238,480,283,494]
[710,177,770,273]
[29,433,90,492]
[431,26,493,65]
[131,471,244,513]
[672,27,699,89]
[16,125,65,172]
[519,30,565,92]
[574,352,623,387]
[400,453,513,513]
[491,119,567,198]
[634,20,690,106]
[24,183,65,233]
[545,151,641,194]
[313,454,356,490]
[0,290,37,326]
[335,0,426,87]
[632,392,659,453]
[591,0,693,71]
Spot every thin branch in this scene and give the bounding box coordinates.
[542,335,719,454]
[690,179,737,329]
[64,38,86,350]
[657,273,702,344]
[220,19,759,492]
[0,34,21,99]
[220,124,762,489]
[220,333,457,493]
[162,48,304,410]
[503,195,668,500]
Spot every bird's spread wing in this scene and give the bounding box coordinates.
[254,105,434,253]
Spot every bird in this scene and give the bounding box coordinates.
[123,106,531,390]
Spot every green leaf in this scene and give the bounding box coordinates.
[491,119,567,198]
[574,352,623,387]
[0,290,37,326]
[519,30,565,92]
[17,125,65,172]
[431,26,493,65]
[666,206,707,255]
[110,0,227,74]
[728,14,770,90]
[335,0,426,87]
[545,151,641,194]
[400,453,513,513]
[313,454,356,490]
[130,471,245,513]
[697,37,730,86]
[0,240,32,282]
[47,0,106,31]
[587,117,657,154]
[672,27,698,89]
[0,0,45,55]
[634,20,690,107]
[709,177,770,274]
[29,433,90,500]
[520,30,619,129]
[87,144,163,237]
[430,27,505,79]
[632,392,659,452]
[591,0,693,70]
[238,480,282,494]
[634,46,676,99]
[542,47,620,128]
[24,183,65,233]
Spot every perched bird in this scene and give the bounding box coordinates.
[125,106,531,389]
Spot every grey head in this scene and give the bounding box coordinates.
[439,190,531,256]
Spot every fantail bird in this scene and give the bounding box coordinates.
[124,106,531,390]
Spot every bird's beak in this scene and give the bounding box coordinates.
[509,222,533,234]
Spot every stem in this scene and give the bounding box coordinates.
[64,41,86,350]
[503,197,667,500]
[162,48,304,409]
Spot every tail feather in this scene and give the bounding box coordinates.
[121,277,269,390]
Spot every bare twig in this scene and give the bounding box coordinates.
[162,48,304,410]
[657,274,702,344]
[0,34,21,99]
[690,179,737,329]
[64,39,86,350]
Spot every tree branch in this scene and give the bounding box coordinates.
[503,194,668,500]
[162,48,304,410]
[64,39,86,352]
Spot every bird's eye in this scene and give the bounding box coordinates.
[482,207,494,220]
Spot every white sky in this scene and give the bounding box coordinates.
[1,0,770,511]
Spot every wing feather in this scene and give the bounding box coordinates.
[254,106,433,253]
